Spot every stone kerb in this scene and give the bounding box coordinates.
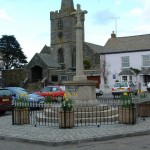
[36,101,119,124]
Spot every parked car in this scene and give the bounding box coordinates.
[112,81,138,96]
[59,85,66,91]
[6,87,27,91]
[0,88,12,114]
[35,86,65,102]
[147,82,150,92]
[5,87,45,106]
[96,88,103,96]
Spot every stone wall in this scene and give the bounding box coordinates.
[2,69,27,87]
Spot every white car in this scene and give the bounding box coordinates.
[112,81,138,96]
[96,88,103,96]
[147,82,150,92]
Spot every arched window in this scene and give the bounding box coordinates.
[72,49,76,68]
[58,48,64,64]
[58,20,63,30]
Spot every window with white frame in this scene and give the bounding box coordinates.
[122,76,127,82]
[142,55,150,67]
[129,76,132,81]
[121,56,130,68]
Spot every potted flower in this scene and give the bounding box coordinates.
[13,97,30,125]
[59,93,74,128]
[119,93,136,124]
[138,92,150,117]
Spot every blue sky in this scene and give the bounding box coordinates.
[0,0,150,61]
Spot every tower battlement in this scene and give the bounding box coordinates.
[50,8,75,20]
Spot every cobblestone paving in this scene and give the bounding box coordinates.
[0,115,150,146]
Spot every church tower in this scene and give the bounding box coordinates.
[50,0,85,71]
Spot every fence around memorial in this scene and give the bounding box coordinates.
[12,94,150,127]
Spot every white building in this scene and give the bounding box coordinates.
[100,32,150,92]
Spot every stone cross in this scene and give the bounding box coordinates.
[72,4,87,27]
[72,4,88,81]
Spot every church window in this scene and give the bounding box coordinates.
[58,20,63,30]
[60,75,68,81]
[58,48,64,64]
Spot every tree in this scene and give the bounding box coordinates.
[83,59,91,70]
[0,35,28,69]
[100,56,109,85]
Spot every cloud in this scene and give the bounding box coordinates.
[115,0,122,5]
[128,1,150,21]
[93,9,115,25]
[0,9,12,21]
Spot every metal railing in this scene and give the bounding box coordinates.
[12,95,142,127]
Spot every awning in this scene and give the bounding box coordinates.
[139,68,150,75]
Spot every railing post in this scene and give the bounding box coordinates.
[132,103,136,125]
[12,104,15,125]
[64,109,66,128]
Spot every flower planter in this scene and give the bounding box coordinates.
[139,102,150,117]
[59,111,74,128]
[13,108,30,125]
[119,107,136,124]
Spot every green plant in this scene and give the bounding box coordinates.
[45,96,53,103]
[139,92,147,98]
[61,93,73,111]
[83,59,91,70]
[121,93,132,108]
[15,97,28,109]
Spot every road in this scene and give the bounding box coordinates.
[1,134,150,150]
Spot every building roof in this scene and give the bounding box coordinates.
[139,68,150,75]
[40,45,51,55]
[85,42,103,53]
[101,34,150,54]
[119,69,135,76]
[37,53,60,68]
[27,53,61,69]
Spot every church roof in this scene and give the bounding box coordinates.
[101,34,150,54]
[27,53,60,69]
[37,53,60,68]
[61,0,74,12]
[85,42,103,53]
[40,45,51,55]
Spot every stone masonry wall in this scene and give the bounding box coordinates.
[2,69,27,87]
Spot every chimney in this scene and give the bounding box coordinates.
[111,31,116,38]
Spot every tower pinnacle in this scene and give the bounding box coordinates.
[61,0,74,12]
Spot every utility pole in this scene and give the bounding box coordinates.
[110,17,120,36]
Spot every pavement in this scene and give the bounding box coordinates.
[1,112,150,146]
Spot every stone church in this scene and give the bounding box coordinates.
[25,0,103,88]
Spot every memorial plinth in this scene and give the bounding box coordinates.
[64,79,97,103]
[64,4,97,103]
